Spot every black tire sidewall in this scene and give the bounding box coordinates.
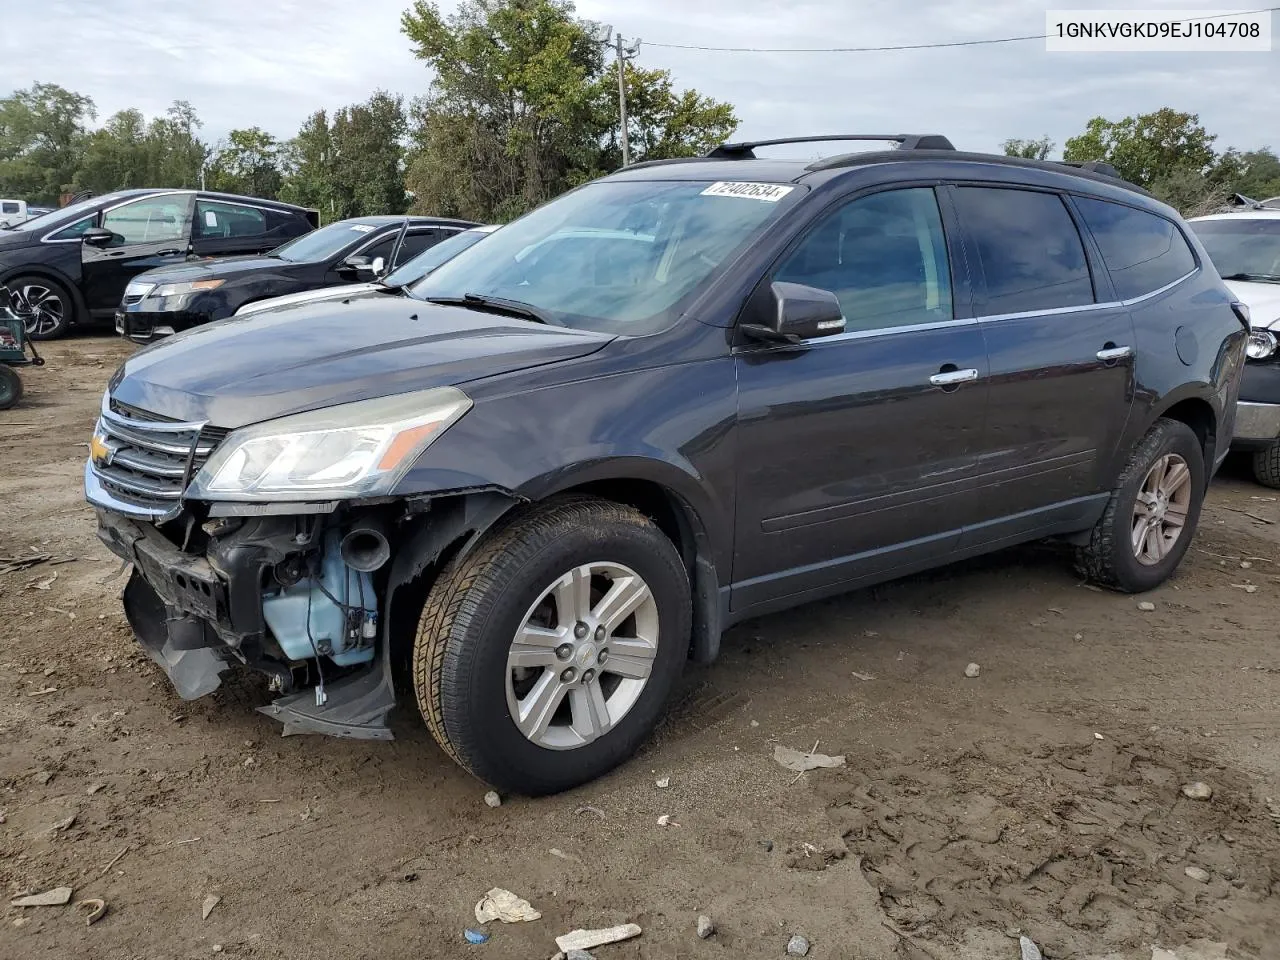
[442,513,689,795]
[0,366,21,409]
[13,275,74,340]
[1106,421,1205,592]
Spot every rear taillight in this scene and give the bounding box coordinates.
[1231,300,1251,331]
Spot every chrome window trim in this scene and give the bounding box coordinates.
[196,196,291,217]
[41,214,95,244]
[1119,267,1199,306]
[809,316,978,344]
[975,300,1121,323]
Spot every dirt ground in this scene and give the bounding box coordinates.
[1,336,1278,960]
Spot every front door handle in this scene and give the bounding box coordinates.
[929,367,979,387]
[156,249,184,257]
[1096,344,1132,362]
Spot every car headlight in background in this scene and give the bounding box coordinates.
[1246,329,1277,360]
[124,280,156,300]
[150,279,225,299]
[186,387,473,501]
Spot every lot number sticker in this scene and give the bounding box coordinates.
[701,181,794,202]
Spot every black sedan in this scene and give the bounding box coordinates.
[116,215,477,342]
[0,189,318,339]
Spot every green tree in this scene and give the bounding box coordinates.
[0,83,96,203]
[278,93,406,221]
[146,100,206,189]
[1229,148,1280,200]
[205,127,282,199]
[1002,136,1054,161]
[401,0,737,221]
[1063,108,1217,187]
[73,100,207,194]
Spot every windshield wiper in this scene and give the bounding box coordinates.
[426,292,561,326]
[1221,272,1280,283]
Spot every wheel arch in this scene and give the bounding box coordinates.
[1148,389,1219,468]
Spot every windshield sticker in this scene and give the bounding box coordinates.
[701,181,794,202]
[349,224,376,233]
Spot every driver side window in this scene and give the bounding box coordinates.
[774,187,953,332]
[102,196,190,244]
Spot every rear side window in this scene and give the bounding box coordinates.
[195,200,265,239]
[773,187,953,331]
[954,187,1094,315]
[265,209,310,239]
[1075,197,1197,300]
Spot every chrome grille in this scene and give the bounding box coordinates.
[91,396,227,512]
[122,293,145,306]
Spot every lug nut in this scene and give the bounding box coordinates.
[597,649,609,665]
[556,643,573,661]
[581,669,596,684]
[560,667,577,683]
[594,625,605,641]
[574,622,589,639]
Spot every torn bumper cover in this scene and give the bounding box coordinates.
[96,508,396,741]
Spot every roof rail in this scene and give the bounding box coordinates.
[705,134,954,160]
[1056,159,1123,180]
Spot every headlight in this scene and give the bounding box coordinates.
[186,387,472,501]
[124,280,156,299]
[151,279,225,299]
[1246,329,1277,360]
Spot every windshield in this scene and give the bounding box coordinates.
[270,221,383,263]
[397,229,493,293]
[1191,218,1280,282]
[8,194,118,232]
[413,179,804,334]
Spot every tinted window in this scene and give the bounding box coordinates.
[400,229,492,292]
[773,187,952,331]
[195,200,265,239]
[955,187,1093,314]
[394,229,444,266]
[957,190,1095,316]
[102,195,189,243]
[1076,197,1197,299]
[1191,217,1280,282]
[1,202,19,214]
[359,235,397,267]
[47,216,94,241]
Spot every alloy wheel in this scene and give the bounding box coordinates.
[1131,453,1192,566]
[13,283,66,337]
[505,561,659,750]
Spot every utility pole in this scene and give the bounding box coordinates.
[614,33,631,167]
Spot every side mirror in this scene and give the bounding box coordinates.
[82,227,115,248]
[743,281,846,344]
[341,254,380,277]
[370,256,386,277]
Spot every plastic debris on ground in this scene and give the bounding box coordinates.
[773,744,845,773]
[464,928,489,944]
[1019,935,1043,960]
[474,887,541,924]
[555,922,642,952]
[10,887,73,907]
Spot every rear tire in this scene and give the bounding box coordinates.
[412,497,690,795]
[0,366,22,409]
[1251,445,1280,489]
[10,275,75,340]
[1076,418,1205,593]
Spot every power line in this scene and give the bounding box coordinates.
[644,6,1279,53]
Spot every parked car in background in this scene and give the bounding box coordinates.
[0,200,29,228]
[232,224,498,320]
[1189,209,1280,486]
[87,134,1246,795]
[0,189,318,339]
[117,215,477,342]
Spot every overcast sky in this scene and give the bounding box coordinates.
[1,0,1275,158]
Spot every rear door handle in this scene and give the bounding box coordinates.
[1096,345,1132,362]
[929,368,979,387]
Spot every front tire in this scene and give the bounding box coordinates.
[0,366,22,409]
[412,498,690,795]
[1076,418,1205,592]
[10,276,74,340]
[1251,445,1280,489]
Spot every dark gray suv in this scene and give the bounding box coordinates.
[86,134,1247,794]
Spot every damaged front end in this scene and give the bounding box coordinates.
[85,387,508,740]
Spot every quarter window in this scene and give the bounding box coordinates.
[47,216,94,241]
[773,187,953,331]
[195,200,266,239]
[102,196,190,243]
[1076,197,1197,300]
[954,187,1094,315]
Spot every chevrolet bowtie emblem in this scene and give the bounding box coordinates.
[89,433,115,466]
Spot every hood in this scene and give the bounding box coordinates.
[235,282,384,318]
[1224,279,1280,329]
[136,255,298,283]
[110,297,614,428]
